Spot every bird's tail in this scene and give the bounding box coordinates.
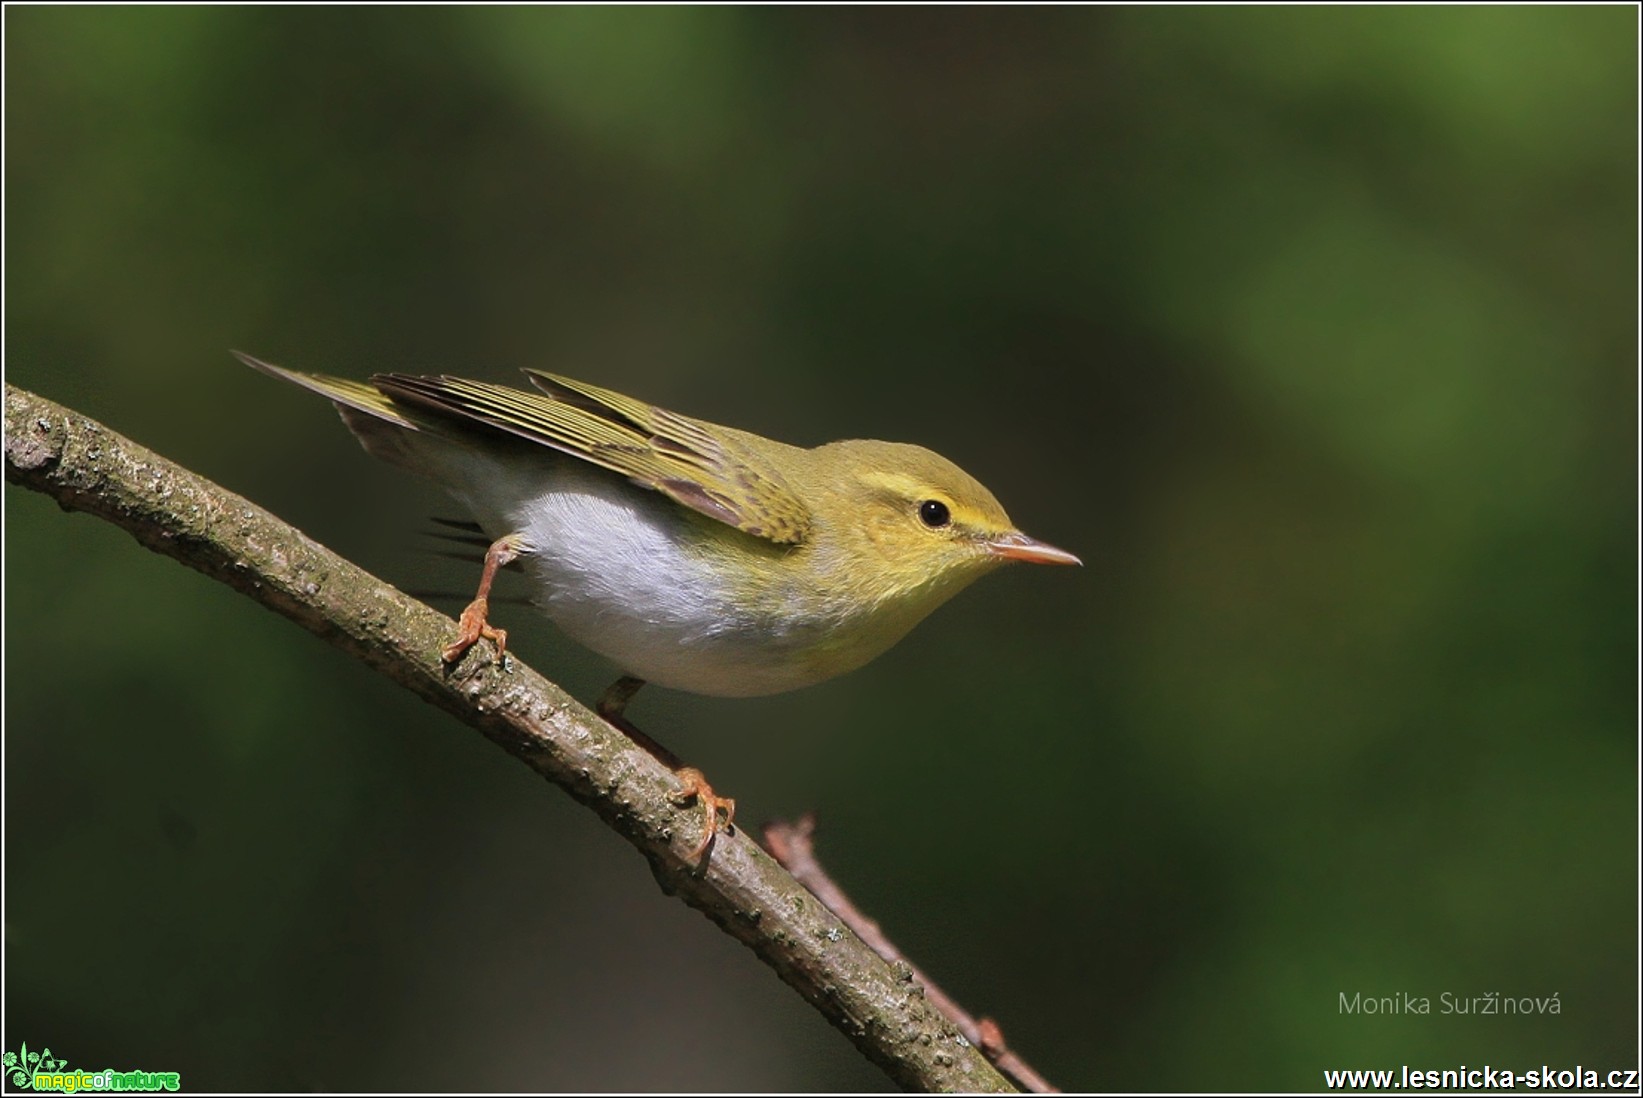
[232,349,431,473]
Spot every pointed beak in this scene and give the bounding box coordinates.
[986,530,1082,566]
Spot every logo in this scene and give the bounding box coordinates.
[4,1043,64,1090]
[3,1042,180,1093]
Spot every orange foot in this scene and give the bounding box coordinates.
[674,766,736,859]
[442,534,524,664]
[442,596,508,664]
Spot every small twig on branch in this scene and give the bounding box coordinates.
[4,382,1016,1094]
[764,815,1061,1094]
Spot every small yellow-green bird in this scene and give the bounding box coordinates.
[237,352,1079,856]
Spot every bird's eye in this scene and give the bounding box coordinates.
[918,499,951,528]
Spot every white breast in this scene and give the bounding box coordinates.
[440,451,833,696]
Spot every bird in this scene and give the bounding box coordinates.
[236,351,1080,857]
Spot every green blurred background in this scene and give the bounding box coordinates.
[5,6,1636,1091]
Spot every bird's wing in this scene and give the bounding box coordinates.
[371,371,813,545]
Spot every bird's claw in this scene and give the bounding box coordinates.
[674,766,735,860]
[442,596,507,663]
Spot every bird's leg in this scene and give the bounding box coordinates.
[442,532,527,664]
[598,675,736,860]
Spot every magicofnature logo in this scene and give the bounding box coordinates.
[3,1041,179,1092]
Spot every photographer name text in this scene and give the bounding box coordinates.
[1339,992,1560,1016]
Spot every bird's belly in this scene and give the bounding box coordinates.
[464,463,842,697]
[540,583,835,698]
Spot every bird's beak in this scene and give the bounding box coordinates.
[987,530,1082,566]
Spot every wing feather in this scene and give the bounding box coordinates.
[370,371,812,545]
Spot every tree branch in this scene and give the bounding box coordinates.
[765,816,1059,1093]
[4,382,1015,1094]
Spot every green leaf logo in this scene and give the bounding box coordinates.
[3,1039,72,1090]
